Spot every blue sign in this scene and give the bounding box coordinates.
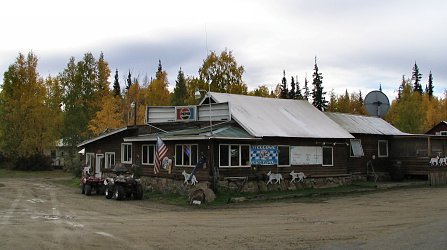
[250,145,278,165]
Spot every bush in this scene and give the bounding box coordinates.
[14,154,53,171]
[64,152,82,178]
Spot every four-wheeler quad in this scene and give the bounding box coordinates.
[104,164,143,200]
[80,166,105,196]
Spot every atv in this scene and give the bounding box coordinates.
[104,164,143,200]
[80,167,105,196]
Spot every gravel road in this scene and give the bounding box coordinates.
[1,177,447,249]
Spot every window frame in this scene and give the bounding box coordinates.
[141,144,155,165]
[105,152,115,169]
[322,146,334,166]
[219,144,251,168]
[350,139,365,157]
[278,145,291,167]
[378,140,389,158]
[121,143,132,164]
[440,131,447,136]
[175,144,199,167]
[86,153,95,168]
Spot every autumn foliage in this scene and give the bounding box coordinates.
[1,50,446,165]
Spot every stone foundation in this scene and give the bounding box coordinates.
[219,176,353,193]
[141,175,353,194]
[140,176,211,195]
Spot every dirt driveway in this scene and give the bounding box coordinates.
[1,177,447,250]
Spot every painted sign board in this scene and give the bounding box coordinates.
[250,145,278,165]
[175,106,197,121]
[146,102,230,124]
[290,146,322,165]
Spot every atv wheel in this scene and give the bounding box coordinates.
[97,185,106,195]
[133,184,144,200]
[115,185,125,200]
[105,187,113,199]
[85,184,92,196]
[81,184,85,194]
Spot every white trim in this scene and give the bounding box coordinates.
[105,152,115,169]
[78,127,131,147]
[121,143,132,164]
[322,146,333,166]
[219,144,251,168]
[378,140,389,158]
[86,153,95,168]
[278,145,291,167]
[175,144,199,167]
[141,144,155,165]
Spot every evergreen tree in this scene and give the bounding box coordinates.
[426,70,434,99]
[279,70,288,99]
[295,75,303,99]
[288,76,296,99]
[397,75,406,101]
[412,62,423,94]
[126,70,132,91]
[311,57,327,111]
[172,68,187,106]
[303,74,310,101]
[113,69,121,97]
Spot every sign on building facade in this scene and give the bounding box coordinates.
[175,106,197,121]
[250,145,278,165]
[290,146,322,165]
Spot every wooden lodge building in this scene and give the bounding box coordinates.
[78,92,447,192]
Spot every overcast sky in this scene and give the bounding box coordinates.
[1,0,446,100]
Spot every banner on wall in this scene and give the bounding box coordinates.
[250,145,278,165]
[290,146,322,165]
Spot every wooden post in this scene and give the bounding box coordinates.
[428,136,432,157]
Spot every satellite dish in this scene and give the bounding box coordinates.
[364,90,390,117]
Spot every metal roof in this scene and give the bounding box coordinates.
[325,112,408,136]
[124,125,258,142]
[207,92,354,139]
[78,127,135,147]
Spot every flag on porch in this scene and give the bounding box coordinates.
[154,136,168,175]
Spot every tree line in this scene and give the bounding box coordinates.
[0,50,445,170]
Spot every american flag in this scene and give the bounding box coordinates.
[154,136,168,175]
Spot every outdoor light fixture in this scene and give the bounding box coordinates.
[130,102,136,126]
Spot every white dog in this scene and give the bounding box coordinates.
[439,157,447,166]
[290,170,306,183]
[266,171,283,185]
[430,156,440,166]
[182,170,198,185]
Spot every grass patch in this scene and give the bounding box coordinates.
[145,191,189,205]
[139,182,379,207]
[0,168,72,179]
[52,177,80,189]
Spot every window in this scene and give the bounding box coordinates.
[440,131,447,136]
[175,144,198,167]
[141,145,155,165]
[322,146,333,166]
[86,153,95,168]
[378,140,388,158]
[105,152,115,169]
[219,144,250,167]
[278,146,290,166]
[350,139,364,157]
[121,143,132,164]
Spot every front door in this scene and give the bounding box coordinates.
[95,154,104,178]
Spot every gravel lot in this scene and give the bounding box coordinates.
[1,176,447,249]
